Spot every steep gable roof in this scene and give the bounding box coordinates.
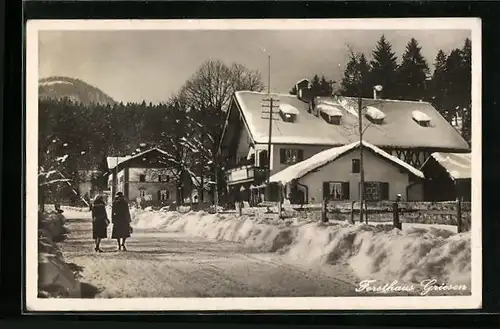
[232,91,470,151]
[269,141,424,184]
[106,156,131,170]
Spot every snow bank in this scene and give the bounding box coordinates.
[133,210,471,286]
[38,211,82,298]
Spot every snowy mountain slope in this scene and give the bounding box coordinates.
[39,76,117,106]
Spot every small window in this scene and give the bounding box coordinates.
[365,106,386,124]
[320,111,341,125]
[139,189,146,198]
[158,175,170,182]
[322,182,350,200]
[279,148,304,165]
[139,174,146,182]
[352,159,360,173]
[279,104,299,123]
[412,110,431,127]
[279,110,297,123]
[159,190,169,201]
[362,182,389,201]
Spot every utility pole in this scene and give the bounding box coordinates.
[261,96,279,184]
[357,82,365,223]
[260,54,279,185]
[267,54,272,185]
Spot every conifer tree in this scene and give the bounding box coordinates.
[429,49,449,117]
[369,35,398,99]
[396,38,430,101]
[340,52,371,98]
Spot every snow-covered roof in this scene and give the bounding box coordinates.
[39,80,73,86]
[269,141,424,184]
[424,152,471,180]
[228,91,469,150]
[295,78,309,86]
[279,104,300,115]
[412,110,431,123]
[365,106,386,121]
[106,148,170,170]
[106,156,131,170]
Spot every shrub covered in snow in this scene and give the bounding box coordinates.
[132,210,471,286]
[38,211,82,298]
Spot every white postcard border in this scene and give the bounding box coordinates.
[25,18,482,311]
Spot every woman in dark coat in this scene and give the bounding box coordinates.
[92,195,109,252]
[111,192,132,251]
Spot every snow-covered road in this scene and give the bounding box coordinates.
[61,211,364,298]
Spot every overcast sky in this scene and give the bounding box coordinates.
[39,29,470,104]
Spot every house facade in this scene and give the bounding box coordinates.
[420,152,471,201]
[76,169,104,200]
[218,79,469,203]
[106,148,177,206]
[269,141,424,204]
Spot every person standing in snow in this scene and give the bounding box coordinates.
[92,194,109,253]
[111,192,132,251]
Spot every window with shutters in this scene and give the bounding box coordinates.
[139,188,146,198]
[323,181,350,200]
[352,159,360,173]
[362,182,389,201]
[280,148,304,165]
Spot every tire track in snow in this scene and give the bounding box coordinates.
[59,212,359,298]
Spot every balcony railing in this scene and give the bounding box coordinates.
[226,165,267,185]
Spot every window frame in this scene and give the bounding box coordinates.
[159,189,169,201]
[139,174,146,182]
[362,181,390,201]
[279,148,304,165]
[352,159,361,173]
[158,174,170,183]
[323,181,350,201]
[279,110,297,123]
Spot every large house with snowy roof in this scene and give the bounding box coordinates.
[106,148,178,206]
[269,141,424,203]
[106,148,210,206]
[217,79,470,203]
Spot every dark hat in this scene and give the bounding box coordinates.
[115,192,124,197]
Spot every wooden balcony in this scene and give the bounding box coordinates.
[226,165,268,185]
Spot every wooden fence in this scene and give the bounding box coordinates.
[258,199,472,233]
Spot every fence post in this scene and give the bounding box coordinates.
[365,201,368,224]
[321,197,328,223]
[350,201,355,224]
[456,198,462,233]
[392,201,401,230]
[238,200,243,217]
[359,201,364,223]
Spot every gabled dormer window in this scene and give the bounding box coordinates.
[279,104,299,123]
[412,110,432,127]
[365,106,386,124]
[317,102,343,125]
